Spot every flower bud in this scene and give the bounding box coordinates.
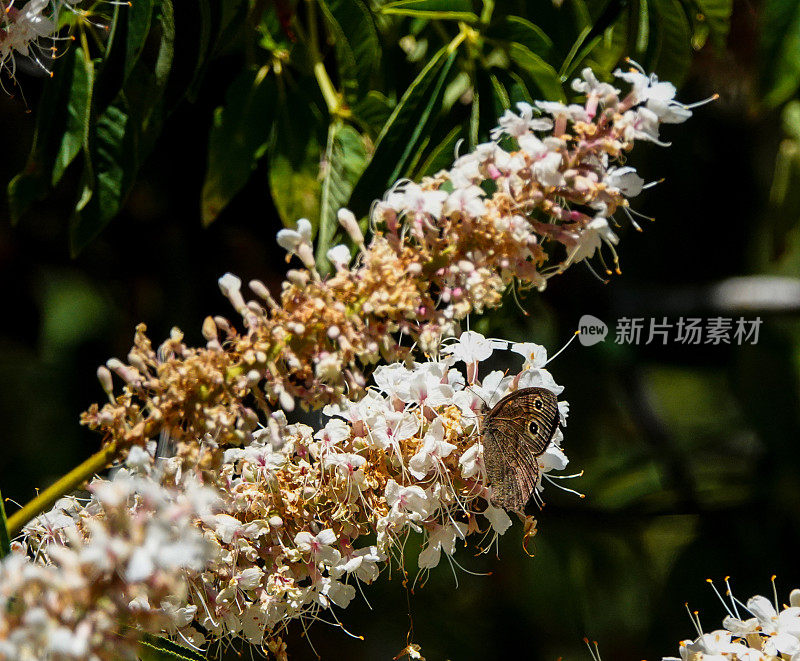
[106,358,140,386]
[201,316,218,342]
[97,366,114,395]
[337,208,364,247]
[218,273,247,314]
[297,243,317,272]
[286,270,310,288]
[276,218,313,253]
[249,279,278,309]
[126,352,146,375]
[326,244,351,270]
[278,389,295,412]
[213,316,232,336]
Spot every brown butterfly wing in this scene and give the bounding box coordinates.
[482,387,559,512]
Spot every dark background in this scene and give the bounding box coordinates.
[2,1,800,659]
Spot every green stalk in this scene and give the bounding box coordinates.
[0,488,11,557]
[314,60,341,115]
[6,441,119,537]
[304,0,342,116]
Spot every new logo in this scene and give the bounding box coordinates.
[578,315,608,346]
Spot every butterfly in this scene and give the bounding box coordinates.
[481,386,560,512]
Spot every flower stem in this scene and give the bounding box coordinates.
[314,60,341,115]
[303,0,342,117]
[6,441,118,537]
[0,488,11,557]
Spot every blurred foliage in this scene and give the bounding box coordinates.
[5,0,800,660]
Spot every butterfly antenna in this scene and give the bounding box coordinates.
[467,385,489,411]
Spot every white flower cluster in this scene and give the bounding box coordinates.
[361,333,570,567]
[159,331,574,647]
[365,63,707,291]
[0,460,219,660]
[664,582,800,661]
[0,0,85,79]
[8,61,706,655]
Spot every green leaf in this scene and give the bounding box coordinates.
[441,70,471,111]
[558,24,595,80]
[70,102,132,253]
[694,0,732,50]
[125,0,155,79]
[767,137,800,258]
[783,99,800,141]
[380,0,478,22]
[318,0,380,101]
[268,82,325,229]
[135,0,198,111]
[471,70,508,146]
[580,3,630,76]
[0,488,10,558]
[765,101,800,257]
[352,90,394,138]
[159,0,206,112]
[52,49,95,186]
[636,0,651,54]
[414,124,463,178]
[8,48,76,224]
[760,0,800,108]
[147,0,175,111]
[650,0,692,85]
[489,73,510,111]
[497,69,535,105]
[507,43,565,101]
[71,0,175,254]
[484,15,554,58]
[570,0,593,30]
[213,0,248,56]
[89,2,137,116]
[403,132,432,176]
[486,71,510,124]
[560,0,632,80]
[202,68,276,226]
[315,121,369,271]
[348,45,458,214]
[185,0,218,101]
[469,81,480,148]
[268,156,322,231]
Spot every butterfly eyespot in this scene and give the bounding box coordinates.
[533,399,543,410]
[528,421,539,435]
